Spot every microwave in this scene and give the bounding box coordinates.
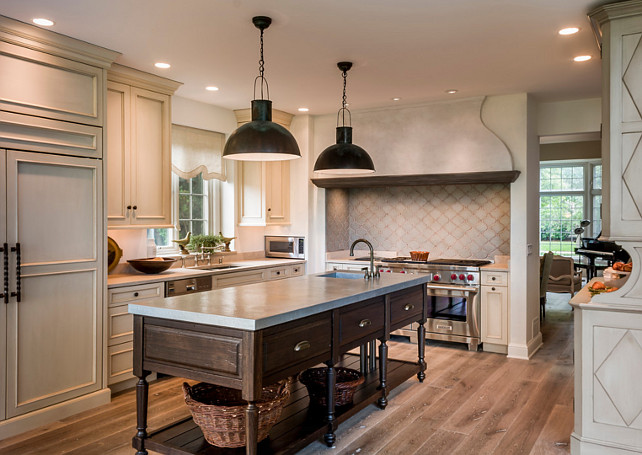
[265,236,305,259]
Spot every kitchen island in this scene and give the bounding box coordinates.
[128,271,432,455]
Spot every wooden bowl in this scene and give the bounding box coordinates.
[127,257,177,274]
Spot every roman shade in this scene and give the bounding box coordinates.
[171,124,226,181]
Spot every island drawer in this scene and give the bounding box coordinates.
[337,297,385,350]
[389,285,424,330]
[262,312,331,382]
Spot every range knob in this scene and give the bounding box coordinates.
[433,274,440,281]
[459,274,466,280]
[451,273,457,280]
[467,274,474,281]
[400,270,406,274]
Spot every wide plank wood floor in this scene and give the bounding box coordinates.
[0,293,573,455]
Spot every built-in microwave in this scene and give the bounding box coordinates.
[265,236,305,259]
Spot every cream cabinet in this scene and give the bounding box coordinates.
[1,149,104,419]
[212,263,304,289]
[234,109,292,226]
[107,283,163,388]
[106,64,181,228]
[481,270,509,353]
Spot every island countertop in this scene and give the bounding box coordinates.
[128,271,432,331]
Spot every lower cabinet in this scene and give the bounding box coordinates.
[481,270,509,353]
[107,283,163,387]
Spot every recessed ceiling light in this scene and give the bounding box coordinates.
[446,89,458,94]
[392,97,401,101]
[573,55,592,62]
[559,27,580,35]
[205,86,219,91]
[298,108,309,112]
[154,62,171,69]
[32,18,54,26]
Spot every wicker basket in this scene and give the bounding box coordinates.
[299,367,364,407]
[182,379,290,448]
[410,251,429,261]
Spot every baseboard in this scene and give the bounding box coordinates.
[507,332,543,360]
[0,388,111,440]
[571,432,642,454]
[482,342,508,354]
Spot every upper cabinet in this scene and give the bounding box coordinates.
[107,64,181,228]
[235,109,293,226]
[0,16,118,127]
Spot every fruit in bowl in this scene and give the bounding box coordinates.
[588,281,617,295]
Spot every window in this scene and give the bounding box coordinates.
[539,161,601,258]
[150,172,220,251]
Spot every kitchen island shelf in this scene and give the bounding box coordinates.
[142,354,419,455]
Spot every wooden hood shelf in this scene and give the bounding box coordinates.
[311,170,520,189]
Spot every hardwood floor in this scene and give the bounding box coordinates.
[0,293,574,455]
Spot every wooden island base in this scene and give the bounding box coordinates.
[142,354,420,455]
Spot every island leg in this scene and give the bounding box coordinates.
[377,339,388,409]
[323,361,336,447]
[132,372,150,455]
[417,321,427,382]
[369,339,377,371]
[245,402,259,455]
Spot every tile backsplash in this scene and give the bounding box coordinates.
[326,184,510,259]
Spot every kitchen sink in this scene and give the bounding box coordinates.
[193,265,241,271]
[319,271,366,280]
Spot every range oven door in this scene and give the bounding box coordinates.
[425,284,480,346]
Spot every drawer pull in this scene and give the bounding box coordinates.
[134,292,139,297]
[403,303,415,311]
[359,319,372,328]
[294,341,310,352]
[492,287,496,291]
[491,276,496,281]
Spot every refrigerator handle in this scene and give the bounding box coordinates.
[1,243,7,303]
[10,243,20,303]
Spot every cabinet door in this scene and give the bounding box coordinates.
[130,87,172,227]
[106,81,131,226]
[237,161,266,226]
[0,149,6,421]
[5,151,102,418]
[481,285,508,346]
[266,161,290,225]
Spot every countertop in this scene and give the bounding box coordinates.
[108,258,306,288]
[128,271,432,331]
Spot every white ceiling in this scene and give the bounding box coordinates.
[2,0,604,115]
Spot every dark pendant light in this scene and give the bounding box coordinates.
[223,16,301,161]
[313,62,375,174]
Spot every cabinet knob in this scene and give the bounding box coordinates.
[294,340,310,352]
[127,205,132,210]
[403,303,415,311]
[359,319,372,328]
[133,205,137,210]
[492,287,496,291]
[276,271,280,275]
[492,276,496,281]
[134,292,139,297]
[267,208,271,212]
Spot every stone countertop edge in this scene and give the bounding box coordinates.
[569,277,642,313]
[481,262,509,272]
[128,272,432,331]
[107,258,306,288]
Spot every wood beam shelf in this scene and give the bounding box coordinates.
[311,170,520,189]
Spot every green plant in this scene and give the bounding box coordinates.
[187,234,224,252]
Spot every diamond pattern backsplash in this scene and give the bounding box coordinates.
[326,184,510,259]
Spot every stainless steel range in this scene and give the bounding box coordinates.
[380,257,491,350]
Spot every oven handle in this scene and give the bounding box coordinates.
[426,285,478,294]
[470,292,480,336]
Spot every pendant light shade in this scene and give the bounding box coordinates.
[314,62,374,174]
[223,16,301,161]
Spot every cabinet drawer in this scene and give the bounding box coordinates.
[108,342,135,385]
[108,304,133,345]
[481,271,507,287]
[390,285,424,329]
[262,313,331,382]
[268,267,288,280]
[108,283,164,305]
[338,297,385,350]
[212,270,266,289]
[290,264,304,276]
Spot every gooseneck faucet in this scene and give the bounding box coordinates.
[349,238,380,279]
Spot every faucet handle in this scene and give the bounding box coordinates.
[361,267,370,279]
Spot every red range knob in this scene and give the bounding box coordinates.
[451,273,457,280]
[433,274,440,281]
[387,269,391,273]
[400,270,406,274]
[459,274,466,280]
[467,274,474,281]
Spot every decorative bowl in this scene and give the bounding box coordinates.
[127,257,177,274]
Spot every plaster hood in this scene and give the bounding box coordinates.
[312,97,519,188]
